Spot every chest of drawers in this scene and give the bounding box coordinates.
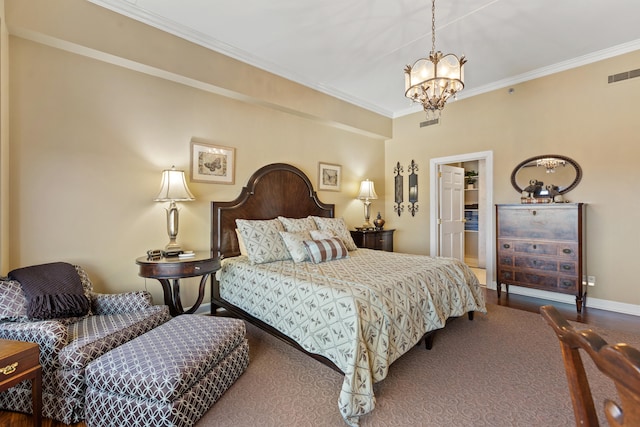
[350,229,394,252]
[496,203,586,312]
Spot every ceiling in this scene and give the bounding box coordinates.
[89,0,640,118]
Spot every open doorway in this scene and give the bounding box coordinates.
[429,151,494,289]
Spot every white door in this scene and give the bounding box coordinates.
[438,164,465,261]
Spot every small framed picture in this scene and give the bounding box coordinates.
[190,139,235,184]
[318,162,341,191]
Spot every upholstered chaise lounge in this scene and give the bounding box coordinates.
[0,263,171,424]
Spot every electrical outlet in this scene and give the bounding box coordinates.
[587,275,596,287]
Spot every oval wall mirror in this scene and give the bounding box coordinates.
[511,154,582,195]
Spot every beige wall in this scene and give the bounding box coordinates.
[3,0,640,311]
[3,0,387,306]
[387,49,640,307]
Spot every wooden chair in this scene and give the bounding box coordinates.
[540,305,640,426]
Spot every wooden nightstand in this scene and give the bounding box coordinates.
[136,252,220,316]
[350,229,395,252]
[0,339,41,426]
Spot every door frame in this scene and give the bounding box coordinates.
[430,150,495,290]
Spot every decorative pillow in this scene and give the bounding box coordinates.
[74,264,94,317]
[303,238,349,264]
[279,231,312,262]
[236,218,290,264]
[0,278,28,321]
[311,216,358,251]
[235,229,248,256]
[310,229,335,240]
[278,216,318,232]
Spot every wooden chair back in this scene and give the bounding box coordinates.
[540,305,640,427]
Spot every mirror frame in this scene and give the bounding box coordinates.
[510,154,582,195]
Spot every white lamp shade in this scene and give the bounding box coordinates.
[153,167,195,202]
[357,179,378,200]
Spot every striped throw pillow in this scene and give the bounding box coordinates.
[303,238,349,264]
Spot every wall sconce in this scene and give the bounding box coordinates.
[357,179,378,229]
[153,166,195,251]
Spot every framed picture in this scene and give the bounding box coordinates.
[318,162,341,191]
[190,139,235,184]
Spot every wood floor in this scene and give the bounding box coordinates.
[485,287,640,335]
[2,288,639,427]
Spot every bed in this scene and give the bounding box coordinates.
[211,163,486,426]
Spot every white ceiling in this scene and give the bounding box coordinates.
[89,0,640,118]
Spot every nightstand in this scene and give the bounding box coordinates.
[350,229,395,252]
[136,252,220,316]
[0,339,41,426]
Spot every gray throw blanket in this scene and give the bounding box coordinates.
[9,262,90,319]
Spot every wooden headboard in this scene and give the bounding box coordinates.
[211,163,335,259]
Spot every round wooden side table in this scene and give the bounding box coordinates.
[136,251,220,316]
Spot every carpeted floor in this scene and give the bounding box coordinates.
[199,304,640,426]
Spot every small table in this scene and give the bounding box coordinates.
[0,339,42,426]
[350,229,395,252]
[136,252,220,316]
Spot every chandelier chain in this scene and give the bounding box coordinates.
[431,0,436,53]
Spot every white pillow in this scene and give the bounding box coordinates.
[277,216,318,232]
[235,229,248,256]
[279,231,312,262]
[236,218,290,264]
[310,230,335,240]
[311,216,358,251]
[303,238,349,264]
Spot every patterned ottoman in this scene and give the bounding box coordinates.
[84,315,249,427]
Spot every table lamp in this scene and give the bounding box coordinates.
[153,166,195,251]
[357,179,378,229]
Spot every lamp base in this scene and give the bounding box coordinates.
[164,241,182,252]
[361,221,375,229]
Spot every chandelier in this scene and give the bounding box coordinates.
[536,158,566,173]
[404,0,466,118]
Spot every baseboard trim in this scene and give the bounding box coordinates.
[498,285,640,317]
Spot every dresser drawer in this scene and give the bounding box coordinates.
[497,206,578,240]
[513,272,578,294]
[513,256,577,275]
[0,341,39,381]
[498,268,514,282]
[498,255,514,267]
[500,240,578,259]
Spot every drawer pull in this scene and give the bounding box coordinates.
[1,362,18,375]
[563,248,572,254]
[532,210,537,216]
[533,244,537,250]
[503,244,510,249]
[562,264,572,270]
[560,281,573,288]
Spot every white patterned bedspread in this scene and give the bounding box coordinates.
[218,249,486,426]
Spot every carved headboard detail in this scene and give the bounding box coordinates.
[211,163,335,259]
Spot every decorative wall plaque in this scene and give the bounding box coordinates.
[408,160,418,216]
[394,161,404,217]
